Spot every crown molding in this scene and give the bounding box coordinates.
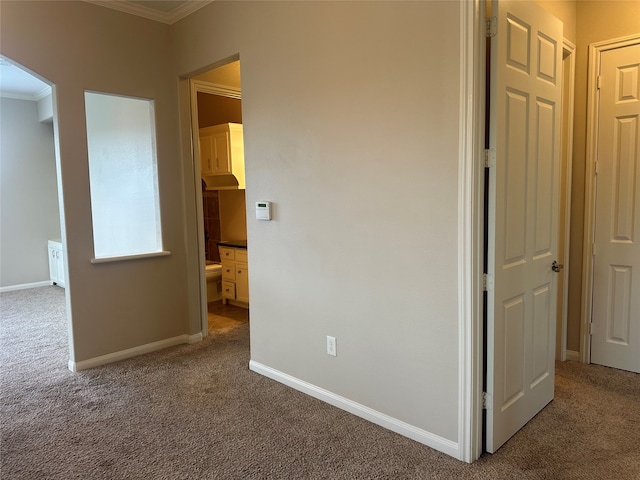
[84,1,213,25]
[191,80,241,100]
[0,85,52,102]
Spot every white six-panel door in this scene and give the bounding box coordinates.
[486,0,563,453]
[591,43,640,374]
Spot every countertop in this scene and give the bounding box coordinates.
[217,239,247,249]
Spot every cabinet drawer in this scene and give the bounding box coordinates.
[235,250,248,263]
[222,262,236,281]
[219,247,235,261]
[221,281,235,300]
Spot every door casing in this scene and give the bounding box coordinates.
[580,33,640,364]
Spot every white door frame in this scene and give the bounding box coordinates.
[188,78,242,338]
[580,33,640,364]
[557,39,576,362]
[458,0,484,463]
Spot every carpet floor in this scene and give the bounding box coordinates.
[1,286,639,479]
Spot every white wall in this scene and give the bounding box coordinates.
[172,1,463,447]
[0,1,192,363]
[0,97,60,288]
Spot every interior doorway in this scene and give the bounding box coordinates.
[0,55,69,360]
[187,59,250,337]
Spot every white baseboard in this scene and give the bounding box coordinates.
[69,332,203,372]
[188,332,203,344]
[565,350,580,362]
[249,360,459,459]
[0,281,52,293]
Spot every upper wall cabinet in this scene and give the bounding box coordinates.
[200,123,245,189]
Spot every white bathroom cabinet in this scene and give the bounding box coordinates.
[219,245,248,306]
[199,123,245,188]
[47,240,65,288]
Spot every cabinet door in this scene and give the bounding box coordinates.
[222,261,236,281]
[235,263,249,303]
[221,281,236,300]
[212,131,231,174]
[219,247,235,261]
[200,136,214,175]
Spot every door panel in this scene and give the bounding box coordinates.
[591,43,640,373]
[486,0,562,453]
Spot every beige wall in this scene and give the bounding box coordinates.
[172,1,462,444]
[566,0,640,352]
[0,1,193,362]
[219,190,247,241]
[537,1,577,44]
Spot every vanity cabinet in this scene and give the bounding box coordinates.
[219,245,249,306]
[48,240,65,288]
[234,250,249,303]
[199,123,245,188]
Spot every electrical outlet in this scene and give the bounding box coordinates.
[326,336,337,357]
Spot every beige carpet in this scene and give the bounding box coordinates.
[1,286,639,479]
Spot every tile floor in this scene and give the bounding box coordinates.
[207,300,249,333]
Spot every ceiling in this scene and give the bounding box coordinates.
[0,57,51,101]
[0,1,214,100]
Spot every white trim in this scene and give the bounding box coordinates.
[249,361,459,458]
[188,332,203,344]
[68,333,202,372]
[0,281,53,293]
[581,33,640,364]
[566,350,580,362]
[458,0,484,464]
[91,250,171,264]
[83,0,213,25]
[191,80,241,100]
[189,78,210,339]
[558,39,576,362]
[0,87,51,102]
[34,86,52,101]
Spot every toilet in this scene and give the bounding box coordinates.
[205,263,222,302]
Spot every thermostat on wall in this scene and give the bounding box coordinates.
[256,201,272,220]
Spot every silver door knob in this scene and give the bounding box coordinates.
[552,261,564,273]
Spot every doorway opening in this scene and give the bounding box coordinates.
[188,59,249,337]
[0,55,69,361]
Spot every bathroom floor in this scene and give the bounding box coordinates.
[207,300,249,333]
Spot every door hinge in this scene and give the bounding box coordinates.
[484,149,496,168]
[590,322,595,335]
[482,273,494,292]
[486,17,497,38]
[592,242,597,256]
[595,161,600,175]
[597,75,602,90]
[482,392,493,410]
